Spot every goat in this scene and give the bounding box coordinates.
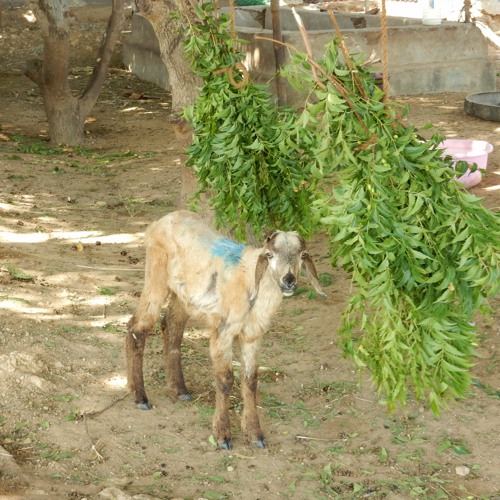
[126,210,325,449]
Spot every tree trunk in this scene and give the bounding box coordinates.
[24,25,84,145]
[135,0,214,220]
[25,0,124,146]
[135,0,202,116]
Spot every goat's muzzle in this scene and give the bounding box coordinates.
[280,272,297,297]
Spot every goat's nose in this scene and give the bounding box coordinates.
[283,272,296,288]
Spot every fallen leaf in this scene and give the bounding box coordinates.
[123,91,143,100]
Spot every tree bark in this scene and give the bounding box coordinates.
[135,0,202,116]
[135,0,214,220]
[25,0,124,146]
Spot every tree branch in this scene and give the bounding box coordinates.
[23,58,44,85]
[80,0,124,115]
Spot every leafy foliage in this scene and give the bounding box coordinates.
[287,39,500,412]
[183,4,500,412]
[183,3,320,239]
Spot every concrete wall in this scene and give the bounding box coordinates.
[123,13,170,90]
[122,6,496,98]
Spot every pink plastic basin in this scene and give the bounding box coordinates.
[440,139,493,188]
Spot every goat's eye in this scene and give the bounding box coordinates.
[301,251,309,259]
[266,252,274,259]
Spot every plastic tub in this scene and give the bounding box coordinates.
[440,139,493,188]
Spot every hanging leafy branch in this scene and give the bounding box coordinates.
[183,2,321,240]
[285,38,500,412]
[182,3,500,413]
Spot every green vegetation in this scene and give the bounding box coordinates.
[292,40,499,413]
[184,2,320,239]
[183,2,500,413]
[6,266,35,282]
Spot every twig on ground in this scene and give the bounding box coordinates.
[296,435,338,442]
[81,393,130,461]
[77,265,139,271]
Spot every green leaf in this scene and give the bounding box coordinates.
[203,491,226,500]
[207,475,226,483]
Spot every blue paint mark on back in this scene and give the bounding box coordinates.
[211,238,245,266]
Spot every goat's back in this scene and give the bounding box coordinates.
[146,211,271,322]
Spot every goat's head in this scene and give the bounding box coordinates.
[254,231,326,299]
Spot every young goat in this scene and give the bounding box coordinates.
[126,210,325,449]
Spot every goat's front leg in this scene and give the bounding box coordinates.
[210,327,234,450]
[161,295,191,400]
[240,339,265,448]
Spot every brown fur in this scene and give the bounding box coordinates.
[126,210,325,449]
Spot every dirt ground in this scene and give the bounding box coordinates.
[1,4,499,500]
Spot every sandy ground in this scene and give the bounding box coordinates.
[0,3,499,500]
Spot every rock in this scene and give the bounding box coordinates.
[97,487,160,499]
[0,351,45,373]
[455,465,470,477]
[0,445,29,488]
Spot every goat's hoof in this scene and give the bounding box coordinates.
[253,438,266,449]
[136,402,152,410]
[178,393,192,401]
[218,438,232,450]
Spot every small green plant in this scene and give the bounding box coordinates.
[14,421,29,432]
[53,393,78,403]
[63,407,81,422]
[118,195,147,217]
[196,403,215,424]
[38,420,50,430]
[38,449,74,461]
[437,438,471,455]
[472,378,500,398]
[261,393,289,420]
[14,138,66,155]
[161,447,180,454]
[6,266,34,282]
[102,322,120,333]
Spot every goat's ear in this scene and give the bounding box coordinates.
[250,252,269,303]
[302,252,327,298]
[263,230,279,243]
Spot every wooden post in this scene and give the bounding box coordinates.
[464,0,471,22]
[270,0,286,106]
[380,0,389,99]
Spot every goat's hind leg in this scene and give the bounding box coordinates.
[126,241,169,410]
[161,295,191,401]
